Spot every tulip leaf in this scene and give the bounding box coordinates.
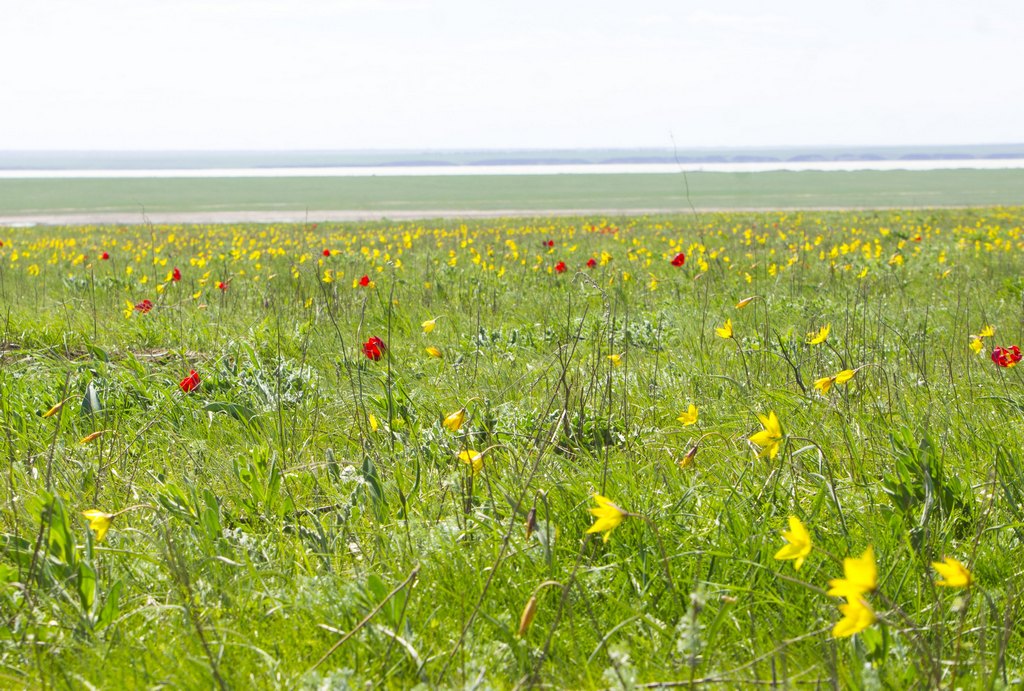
[96,580,123,631]
[81,381,102,417]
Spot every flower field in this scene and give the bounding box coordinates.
[1,208,1022,688]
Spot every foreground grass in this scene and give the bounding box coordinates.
[4,169,1024,217]
[0,208,1022,688]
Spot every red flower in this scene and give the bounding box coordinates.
[100,252,110,260]
[546,240,554,248]
[358,274,371,287]
[323,248,331,257]
[554,261,567,273]
[586,258,597,268]
[216,281,228,292]
[671,252,686,267]
[992,345,1022,368]
[172,267,181,282]
[179,370,200,393]
[362,336,387,361]
[134,299,153,313]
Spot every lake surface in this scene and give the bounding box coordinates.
[2,159,1024,179]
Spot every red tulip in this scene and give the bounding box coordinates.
[546,240,554,248]
[323,249,331,257]
[100,252,110,260]
[172,267,181,282]
[134,299,153,313]
[216,281,228,292]
[671,253,686,267]
[555,261,567,273]
[992,345,1022,368]
[358,274,371,287]
[586,258,597,268]
[363,336,387,361]
[179,370,200,393]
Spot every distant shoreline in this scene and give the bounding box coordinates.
[2,159,1024,179]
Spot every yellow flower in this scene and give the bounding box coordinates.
[42,399,68,418]
[369,414,379,432]
[425,346,443,358]
[834,369,856,385]
[807,324,830,345]
[517,595,538,638]
[607,353,623,367]
[82,509,114,542]
[422,318,437,334]
[774,515,812,570]
[79,430,108,444]
[814,376,835,394]
[457,449,484,474]
[679,444,698,469]
[832,597,875,638]
[979,325,995,338]
[932,557,972,588]
[677,404,698,426]
[749,411,783,459]
[585,494,628,543]
[827,546,877,598]
[735,296,756,309]
[969,338,984,354]
[715,319,733,339]
[443,408,466,432]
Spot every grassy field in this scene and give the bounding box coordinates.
[0,208,1023,688]
[4,169,1024,217]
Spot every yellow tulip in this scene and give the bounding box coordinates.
[807,324,830,345]
[443,409,466,432]
[774,515,812,570]
[832,597,875,638]
[457,450,483,474]
[676,404,698,426]
[932,556,972,588]
[82,510,114,542]
[834,369,856,385]
[827,546,877,598]
[749,411,783,459]
[585,494,628,543]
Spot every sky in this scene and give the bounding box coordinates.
[2,0,1023,151]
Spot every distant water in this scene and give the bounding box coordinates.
[2,159,1024,179]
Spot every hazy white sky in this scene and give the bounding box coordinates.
[2,0,1022,150]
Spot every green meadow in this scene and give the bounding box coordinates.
[0,207,1022,688]
[3,169,1024,217]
